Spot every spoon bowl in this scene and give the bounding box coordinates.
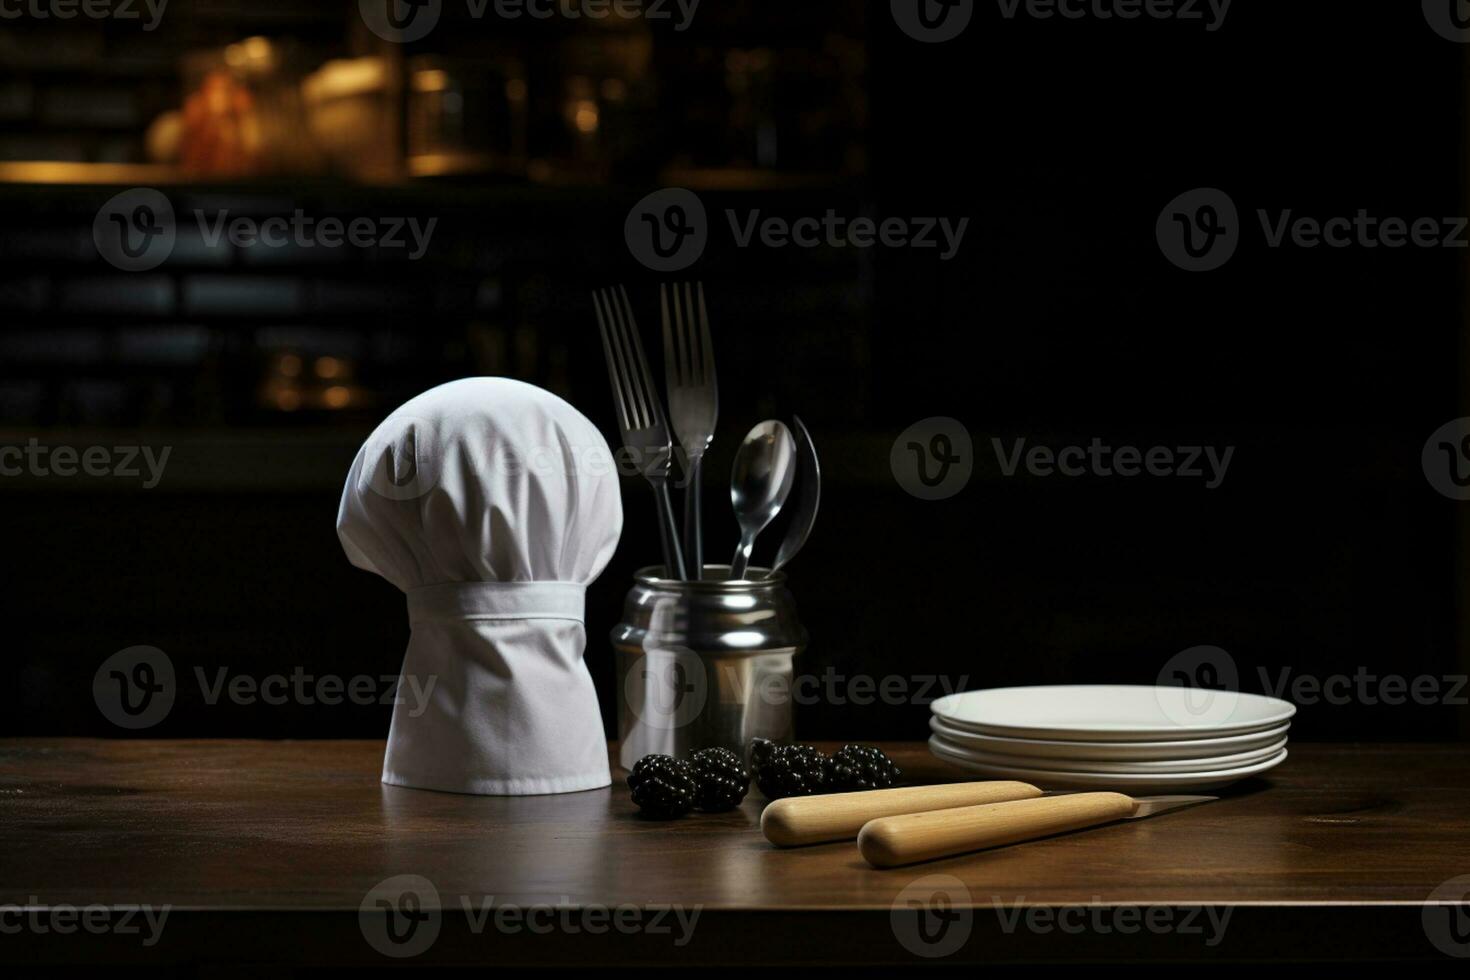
[729,420,796,579]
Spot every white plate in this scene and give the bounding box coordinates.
[928,732,1288,774]
[931,685,1296,741]
[928,715,1292,761]
[929,737,1289,792]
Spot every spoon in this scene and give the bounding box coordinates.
[728,420,796,580]
[768,415,820,577]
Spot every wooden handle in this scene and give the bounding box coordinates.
[761,781,1041,847]
[858,792,1137,868]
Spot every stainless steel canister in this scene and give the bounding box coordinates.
[612,565,807,771]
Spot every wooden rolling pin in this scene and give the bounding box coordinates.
[857,792,1213,868]
[761,781,1041,846]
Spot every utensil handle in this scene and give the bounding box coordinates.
[858,792,1137,868]
[684,456,703,580]
[762,781,1041,847]
[730,536,753,580]
[652,479,687,580]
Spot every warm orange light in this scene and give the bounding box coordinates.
[573,101,599,135]
[323,386,351,409]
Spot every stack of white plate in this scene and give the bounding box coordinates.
[929,685,1295,792]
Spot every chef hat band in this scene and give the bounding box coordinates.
[407,581,587,626]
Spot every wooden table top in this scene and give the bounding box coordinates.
[4,739,1469,967]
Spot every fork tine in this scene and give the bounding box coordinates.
[618,284,665,427]
[592,289,631,431]
[610,285,651,429]
[683,281,699,383]
[672,281,691,385]
[674,282,689,383]
[604,288,645,431]
[696,281,715,389]
[660,283,679,391]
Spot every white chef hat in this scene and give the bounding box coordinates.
[337,377,623,795]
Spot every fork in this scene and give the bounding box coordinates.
[661,282,718,581]
[592,285,688,581]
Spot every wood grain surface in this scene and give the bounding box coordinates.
[2,739,1468,966]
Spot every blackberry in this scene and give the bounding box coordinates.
[690,747,750,812]
[830,744,902,791]
[748,737,777,771]
[626,754,697,819]
[755,744,834,800]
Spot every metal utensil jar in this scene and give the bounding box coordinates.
[613,565,806,771]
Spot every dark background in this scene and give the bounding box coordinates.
[3,1,1467,742]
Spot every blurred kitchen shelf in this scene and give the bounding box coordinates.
[0,160,865,194]
[0,162,183,185]
[658,167,864,191]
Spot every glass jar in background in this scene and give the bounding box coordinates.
[301,55,400,182]
[178,37,320,178]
